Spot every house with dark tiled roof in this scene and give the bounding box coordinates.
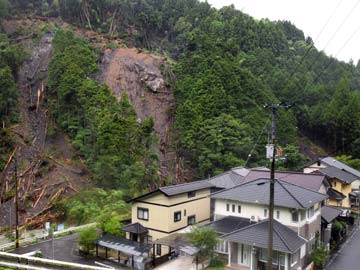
[316,166,358,208]
[210,178,328,270]
[126,180,214,260]
[304,156,360,190]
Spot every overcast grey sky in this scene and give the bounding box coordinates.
[206,0,360,64]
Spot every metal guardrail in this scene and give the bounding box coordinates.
[0,251,111,270]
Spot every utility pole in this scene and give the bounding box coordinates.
[265,103,292,270]
[13,156,20,249]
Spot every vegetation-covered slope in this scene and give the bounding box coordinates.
[3,0,360,183]
[47,30,159,195]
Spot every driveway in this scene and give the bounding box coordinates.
[154,256,204,270]
[327,227,360,270]
[11,233,127,270]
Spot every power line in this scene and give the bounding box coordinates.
[244,119,271,167]
[322,0,360,52]
[297,0,360,84]
[281,0,345,89]
[312,21,360,84]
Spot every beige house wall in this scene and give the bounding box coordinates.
[328,178,352,208]
[131,188,211,238]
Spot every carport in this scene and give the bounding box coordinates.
[96,235,152,269]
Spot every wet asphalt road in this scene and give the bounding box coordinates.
[327,227,360,270]
[11,233,127,269]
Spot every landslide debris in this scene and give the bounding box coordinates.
[0,21,89,228]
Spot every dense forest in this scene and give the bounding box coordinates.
[2,0,360,187]
[0,1,25,169]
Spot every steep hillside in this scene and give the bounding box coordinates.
[1,0,360,222]
[0,20,89,228]
[99,48,176,180]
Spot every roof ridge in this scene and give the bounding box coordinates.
[210,177,271,196]
[275,179,304,208]
[277,179,328,198]
[207,171,233,181]
[221,219,268,237]
[160,179,211,189]
[250,169,324,176]
[273,221,293,253]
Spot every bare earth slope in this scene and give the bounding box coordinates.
[99,48,177,180]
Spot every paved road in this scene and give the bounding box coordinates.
[10,233,127,270]
[327,227,360,270]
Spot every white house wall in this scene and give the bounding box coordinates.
[214,199,321,228]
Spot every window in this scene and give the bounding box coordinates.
[215,240,228,254]
[156,244,161,256]
[174,211,181,222]
[226,203,230,211]
[137,207,149,220]
[307,206,315,219]
[264,209,268,217]
[259,248,280,264]
[292,211,299,222]
[184,209,187,216]
[188,191,196,198]
[238,205,241,213]
[276,210,280,219]
[232,204,235,212]
[333,182,337,187]
[188,215,196,225]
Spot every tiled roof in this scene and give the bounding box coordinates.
[121,222,148,234]
[207,171,245,189]
[321,205,343,223]
[211,178,327,209]
[321,157,360,178]
[244,170,328,191]
[159,180,213,196]
[128,180,213,202]
[205,216,251,235]
[223,219,306,254]
[327,188,346,201]
[319,166,358,184]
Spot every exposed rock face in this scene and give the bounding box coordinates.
[99,48,177,180]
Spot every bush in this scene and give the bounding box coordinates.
[209,256,225,268]
[78,227,99,255]
[311,245,328,270]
